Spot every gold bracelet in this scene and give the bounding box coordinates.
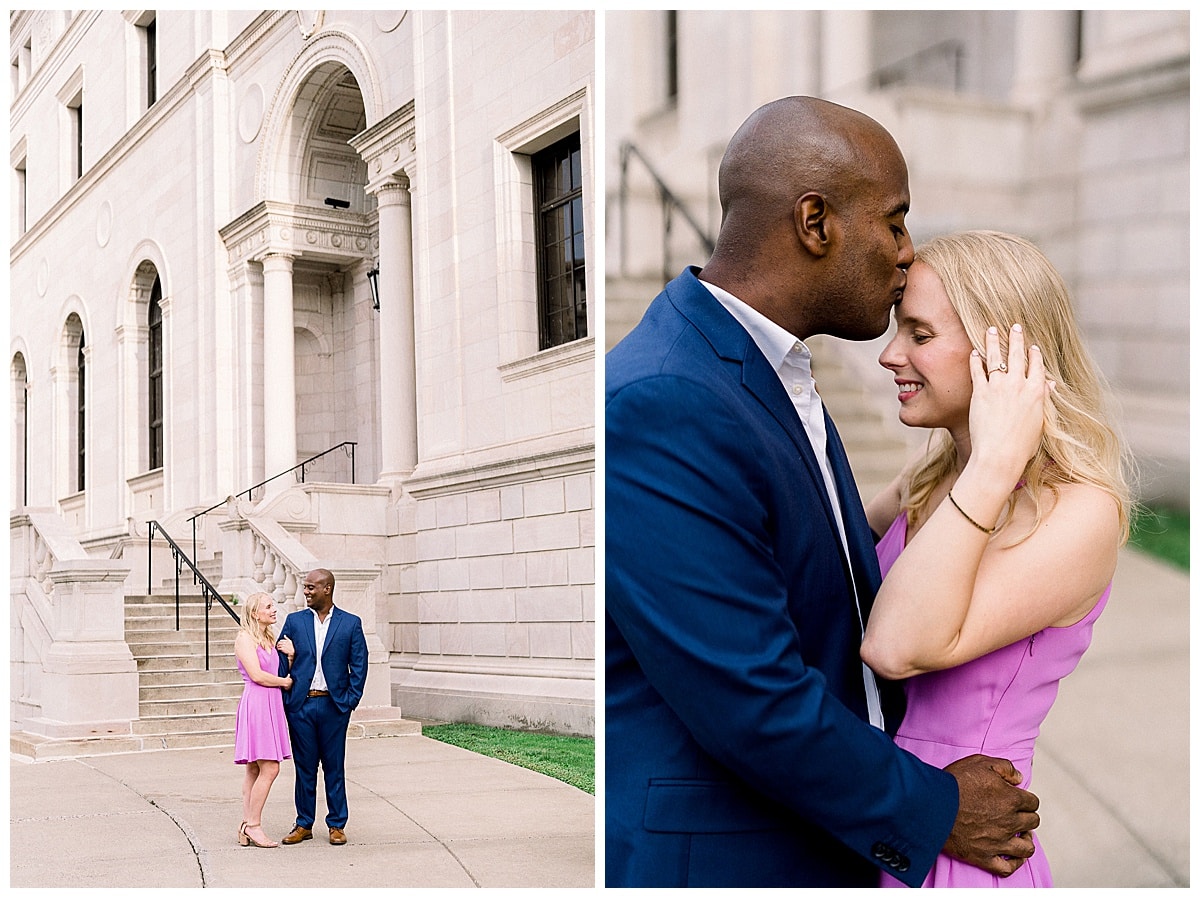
[947,491,997,534]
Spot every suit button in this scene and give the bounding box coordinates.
[897,858,911,873]
[871,842,888,859]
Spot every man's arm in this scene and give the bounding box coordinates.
[607,374,959,885]
[345,618,368,710]
[276,618,293,677]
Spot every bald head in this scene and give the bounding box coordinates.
[716,96,902,249]
[303,567,336,616]
[701,96,912,340]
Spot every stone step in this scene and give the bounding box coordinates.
[350,719,423,739]
[140,681,244,701]
[125,611,233,627]
[133,713,236,736]
[128,638,238,657]
[124,600,240,616]
[139,697,242,717]
[125,624,240,643]
[139,730,240,752]
[125,589,211,603]
[11,731,145,761]
[136,668,244,687]
[135,653,236,672]
[12,721,422,761]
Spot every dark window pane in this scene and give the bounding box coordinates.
[533,131,586,350]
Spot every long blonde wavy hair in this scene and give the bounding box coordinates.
[239,591,278,649]
[901,231,1132,544]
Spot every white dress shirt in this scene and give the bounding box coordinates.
[702,279,885,730]
[311,610,332,692]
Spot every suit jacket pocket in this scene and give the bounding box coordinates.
[643,778,788,834]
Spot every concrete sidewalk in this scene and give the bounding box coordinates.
[10,733,595,888]
[1034,547,1189,887]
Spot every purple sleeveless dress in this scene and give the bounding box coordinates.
[234,643,292,764]
[875,513,1109,887]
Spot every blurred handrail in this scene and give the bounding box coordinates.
[618,141,715,284]
[869,39,964,91]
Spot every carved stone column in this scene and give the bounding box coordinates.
[375,176,418,480]
[262,252,297,491]
[820,11,872,95]
[1012,11,1078,106]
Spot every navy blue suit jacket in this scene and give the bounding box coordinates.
[278,606,368,716]
[605,268,959,887]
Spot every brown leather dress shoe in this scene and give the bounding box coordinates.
[329,827,347,845]
[282,825,313,845]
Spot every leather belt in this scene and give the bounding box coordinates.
[308,690,330,697]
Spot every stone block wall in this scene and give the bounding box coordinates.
[389,467,595,735]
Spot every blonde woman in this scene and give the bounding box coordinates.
[234,592,294,848]
[861,231,1131,887]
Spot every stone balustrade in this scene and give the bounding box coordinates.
[10,510,138,737]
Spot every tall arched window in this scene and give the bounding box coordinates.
[148,276,163,470]
[76,331,86,492]
[12,353,28,507]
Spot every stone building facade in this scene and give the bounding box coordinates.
[606,10,1188,505]
[11,10,595,741]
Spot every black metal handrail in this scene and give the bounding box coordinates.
[187,441,357,567]
[618,141,715,285]
[148,520,239,670]
[869,39,964,92]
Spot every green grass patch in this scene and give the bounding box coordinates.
[1129,505,1189,571]
[422,723,595,794]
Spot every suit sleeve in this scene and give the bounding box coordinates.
[606,374,958,885]
[277,618,292,677]
[346,617,368,710]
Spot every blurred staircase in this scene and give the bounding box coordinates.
[808,335,919,506]
[604,275,666,352]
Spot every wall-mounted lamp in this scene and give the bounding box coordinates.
[324,197,350,209]
[367,266,380,311]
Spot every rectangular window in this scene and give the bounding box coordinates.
[533,132,586,350]
[665,11,679,104]
[67,95,83,181]
[15,157,26,237]
[145,17,158,107]
[17,38,31,93]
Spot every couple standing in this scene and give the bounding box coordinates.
[232,569,368,849]
[606,97,1129,886]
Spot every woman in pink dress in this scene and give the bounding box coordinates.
[860,231,1132,886]
[234,591,293,848]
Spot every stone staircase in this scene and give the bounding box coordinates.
[807,335,921,505]
[126,592,244,750]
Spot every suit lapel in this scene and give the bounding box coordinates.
[299,608,317,656]
[824,410,883,601]
[740,346,841,530]
[669,268,840,531]
[324,607,342,653]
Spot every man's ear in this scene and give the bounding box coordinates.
[794,192,836,257]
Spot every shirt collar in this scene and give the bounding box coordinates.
[700,279,813,375]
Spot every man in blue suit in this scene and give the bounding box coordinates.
[276,568,368,846]
[606,96,1040,886]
